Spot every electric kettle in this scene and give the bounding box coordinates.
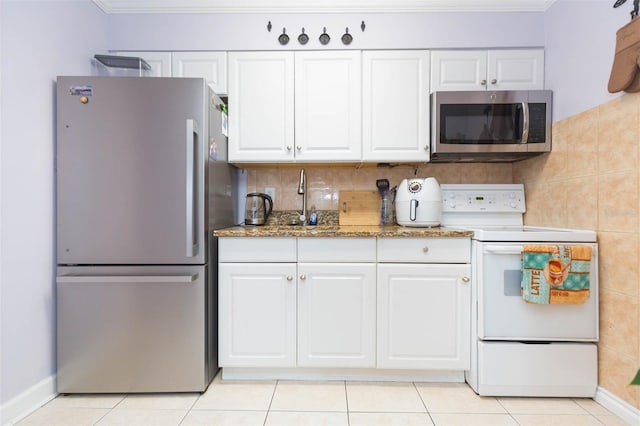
[245,193,273,225]
[395,177,442,227]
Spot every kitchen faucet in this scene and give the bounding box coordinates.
[298,168,307,224]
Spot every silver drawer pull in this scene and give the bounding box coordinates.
[286,275,293,281]
[461,276,470,283]
[422,246,429,253]
[300,274,306,280]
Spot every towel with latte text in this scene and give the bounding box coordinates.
[521,245,592,304]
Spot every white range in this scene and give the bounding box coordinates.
[441,184,598,397]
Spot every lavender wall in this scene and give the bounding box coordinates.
[545,0,630,121]
[0,0,107,410]
[106,11,545,51]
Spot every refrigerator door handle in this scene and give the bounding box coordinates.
[186,119,198,258]
[57,274,198,283]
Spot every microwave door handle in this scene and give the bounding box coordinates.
[521,102,529,144]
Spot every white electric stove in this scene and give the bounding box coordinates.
[441,184,598,397]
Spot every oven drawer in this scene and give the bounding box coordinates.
[476,341,597,397]
[476,242,598,341]
[378,238,470,263]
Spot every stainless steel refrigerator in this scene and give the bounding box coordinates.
[55,76,235,393]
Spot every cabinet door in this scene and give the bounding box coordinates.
[219,263,297,367]
[114,52,172,77]
[294,51,362,162]
[172,51,227,94]
[362,51,431,162]
[228,52,294,162]
[487,49,544,90]
[430,50,487,92]
[297,263,376,367]
[377,264,471,370]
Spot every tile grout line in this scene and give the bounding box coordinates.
[177,390,201,425]
[344,380,350,426]
[412,382,436,425]
[262,379,279,426]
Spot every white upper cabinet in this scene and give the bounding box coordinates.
[487,49,544,91]
[171,52,227,94]
[431,49,544,92]
[227,51,295,162]
[362,50,431,162]
[114,51,172,77]
[227,50,361,163]
[294,51,362,162]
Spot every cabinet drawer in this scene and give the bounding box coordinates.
[219,237,296,262]
[377,238,470,263]
[298,238,376,262]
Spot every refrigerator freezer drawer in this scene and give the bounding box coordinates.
[57,265,211,393]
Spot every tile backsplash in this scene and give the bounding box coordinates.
[243,163,513,211]
[514,92,640,409]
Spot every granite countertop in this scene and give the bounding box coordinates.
[215,210,471,238]
[214,224,473,238]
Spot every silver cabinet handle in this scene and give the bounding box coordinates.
[185,119,198,258]
[461,276,470,283]
[422,246,429,253]
[424,145,429,151]
[491,78,497,84]
[286,275,293,281]
[296,145,302,151]
[286,145,292,151]
[342,202,347,212]
[57,275,197,283]
[300,274,306,280]
[480,79,487,85]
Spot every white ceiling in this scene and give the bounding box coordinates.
[92,0,557,14]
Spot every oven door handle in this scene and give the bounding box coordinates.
[483,244,524,255]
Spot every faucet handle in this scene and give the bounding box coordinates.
[299,213,306,223]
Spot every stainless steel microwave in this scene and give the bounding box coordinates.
[431,90,552,162]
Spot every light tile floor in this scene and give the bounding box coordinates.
[16,373,630,426]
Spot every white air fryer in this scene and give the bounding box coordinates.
[395,177,442,227]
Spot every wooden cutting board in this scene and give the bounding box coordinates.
[338,190,380,225]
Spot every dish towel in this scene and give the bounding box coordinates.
[521,245,592,304]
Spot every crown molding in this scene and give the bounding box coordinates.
[92,0,557,14]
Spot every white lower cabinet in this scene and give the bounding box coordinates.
[297,263,376,367]
[377,237,471,370]
[377,263,471,370]
[218,236,471,373]
[218,262,297,367]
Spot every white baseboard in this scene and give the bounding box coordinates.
[0,375,57,426]
[594,386,640,425]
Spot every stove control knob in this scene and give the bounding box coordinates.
[449,201,456,208]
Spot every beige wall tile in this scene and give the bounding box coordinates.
[565,177,598,229]
[598,95,639,174]
[599,289,639,360]
[522,181,567,227]
[567,108,598,178]
[598,346,640,409]
[598,171,638,233]
[597,232,639,297]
